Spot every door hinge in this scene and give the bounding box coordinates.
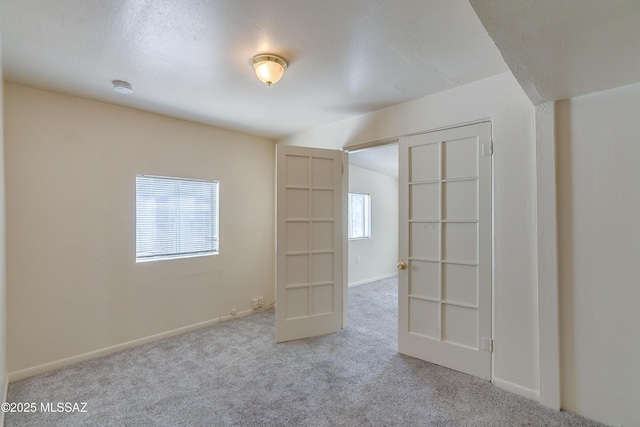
[341,163,344,174]
[482,141,494,156]
[482,337,493,352]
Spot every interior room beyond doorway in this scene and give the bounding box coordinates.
[348,144,399,288]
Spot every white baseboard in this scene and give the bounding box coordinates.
[493,376,540,402]
[7,303,274,382]
[348,273,398,288]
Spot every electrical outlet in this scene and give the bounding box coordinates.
[257,297,264,308]
[231,308,237,315]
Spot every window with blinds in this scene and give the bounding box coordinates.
[136,175,219,261]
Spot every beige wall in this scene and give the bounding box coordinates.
[4,84,275,374]
[557,83,640,427]
[348,164,398,286]
[279,72,540,398]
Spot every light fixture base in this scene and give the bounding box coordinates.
[112,80,134,94]
[251,54,288,86]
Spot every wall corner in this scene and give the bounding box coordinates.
[535,101,561,410]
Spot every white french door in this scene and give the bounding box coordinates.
[398,122,493,379]
[275,145,346,342]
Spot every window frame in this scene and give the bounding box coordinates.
[135,174,220,263]
[348,192,371,240]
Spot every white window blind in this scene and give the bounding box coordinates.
[348,192,371,240]
[136,175,219,261]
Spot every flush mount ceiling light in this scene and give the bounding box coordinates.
[112,80,134,94]
[251,54,288,86]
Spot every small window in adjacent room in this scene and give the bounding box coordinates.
[348,192,371,240]
[136,175,219,262]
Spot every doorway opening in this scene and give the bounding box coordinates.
[276,123,492,380]
[347,143,399,323]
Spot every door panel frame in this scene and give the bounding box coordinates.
[397,121,493,380]
[277,120,493,383]
[275,145,347,342]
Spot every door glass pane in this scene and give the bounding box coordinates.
[409,260,440,299]
[443,223,477,263]
[286,155,309,186]
[443,264,478,306]
[409,299,440,339]
[285,287,309,319]
[443,180,477,220]
[411,183,440,220]
[443,137,478,179]
[311,158,333,188]
[410,143,440,182]
[443,305,477,349]
[410,222,440,260]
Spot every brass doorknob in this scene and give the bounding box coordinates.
[397,260,407,270]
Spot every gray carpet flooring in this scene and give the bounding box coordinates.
[6,278,603,426]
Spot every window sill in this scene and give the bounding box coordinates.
[136,251,218,263]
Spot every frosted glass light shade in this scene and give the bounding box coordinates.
[251,54,288,86]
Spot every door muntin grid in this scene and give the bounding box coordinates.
[284,154,336,320]
[408,137,480,349]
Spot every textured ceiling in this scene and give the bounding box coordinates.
[350,144,399,178]
[470,0,640,105]
[0,0,508,139]
[3,1,638,146]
